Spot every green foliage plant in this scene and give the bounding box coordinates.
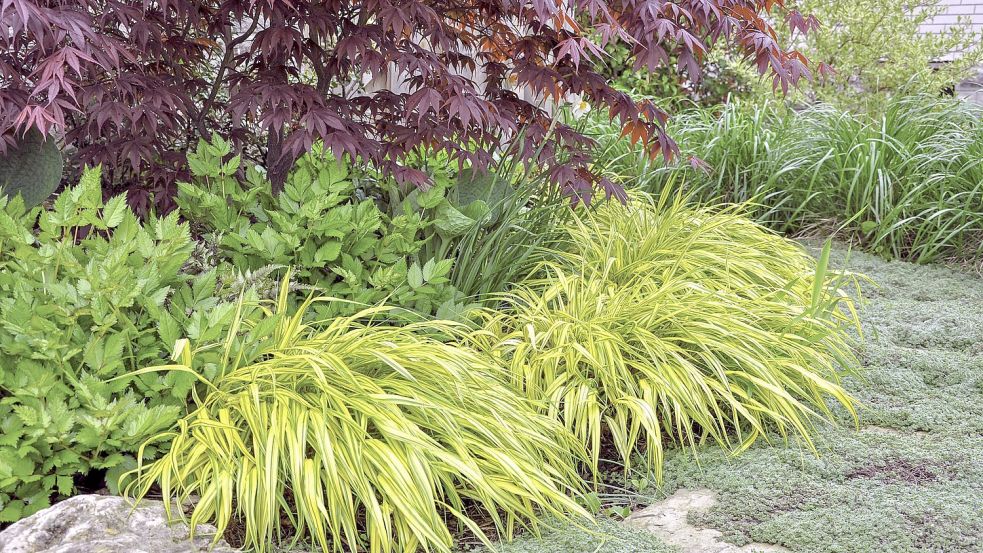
[123,280,590,553]
[441,181,572,310]
[475,191,862,481]
[392,151,574,312]
[777,0,983,109]
[0,167,251,521]
[177,137,463,319]
[180,136,575,323]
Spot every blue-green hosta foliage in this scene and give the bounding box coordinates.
[177,138,475,320]
[0,168,253,521]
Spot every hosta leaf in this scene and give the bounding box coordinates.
[461,199,491,223]
[434,202,477,238]
[449,168,509,224]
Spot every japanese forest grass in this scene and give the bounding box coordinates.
[477,244,981,553]
[474,191,863,480]
[122,284,592,553]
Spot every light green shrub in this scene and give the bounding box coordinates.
[778,0,982,109]
[0,168,253,520]
[177,137,467,320]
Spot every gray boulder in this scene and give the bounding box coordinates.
[0,495,238,553]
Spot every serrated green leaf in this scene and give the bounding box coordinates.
[432,258,453,279]
[422,258,435,281]
[315,241,342,263]
[222,155,241,175]
[55,475,73,495]
[416,185,445,209]
[102,194,128,228]
[78,166,102,199]
[407,262,424,289]
[0,501,23,522]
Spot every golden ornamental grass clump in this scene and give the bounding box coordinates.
[123,285,590,553]
[475,191,862,480]
[123,191,864,553]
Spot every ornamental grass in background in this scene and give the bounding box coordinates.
[123,281,590,553]
[593,95,983,263]
[476,192,863,480]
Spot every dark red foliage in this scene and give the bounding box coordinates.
[1,0,819,210]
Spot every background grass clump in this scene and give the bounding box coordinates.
[589,94,983,264]
[476,192,862,480]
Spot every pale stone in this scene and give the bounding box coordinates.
[626,488,792,553]
[0,495,238,553]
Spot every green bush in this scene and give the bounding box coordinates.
[598,42,755,108]
[0,168,251,521]
[778,0,982,109]
[177,137,480,320]
[124,283,590,553]
[475,192,862,480]
[178,137,579,321]
[400,155,574,310]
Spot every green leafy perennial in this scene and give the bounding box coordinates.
[177,137,470,320]
[0,168,250,520]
